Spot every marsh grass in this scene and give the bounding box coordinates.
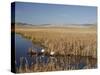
[15,26,97,73]
[16,27,97,58]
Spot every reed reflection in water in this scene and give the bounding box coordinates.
[16,54,97,73]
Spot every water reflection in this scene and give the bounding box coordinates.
[16,52,97,72]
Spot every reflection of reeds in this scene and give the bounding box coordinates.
[16,55,97,73]
[19,57,24,72]
[18,57,30,73]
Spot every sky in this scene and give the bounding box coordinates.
[13,2,97,25]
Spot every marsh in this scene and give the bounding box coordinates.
[15,27,97,73]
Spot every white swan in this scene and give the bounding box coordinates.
[41,49,45,53]
[50,51,55,56]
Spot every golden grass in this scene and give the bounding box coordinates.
[15,26,97,73]
[15,26,97,58]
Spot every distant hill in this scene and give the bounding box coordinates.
[15,22,97,28]
[15,22,33,26]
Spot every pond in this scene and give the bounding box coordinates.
[15,34,43,67]
[15,34,97,71]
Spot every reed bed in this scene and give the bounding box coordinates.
[15,26,97,73]
[15,27,97,58]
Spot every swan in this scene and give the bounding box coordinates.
[41,49,45,53]
[50,51,55,56]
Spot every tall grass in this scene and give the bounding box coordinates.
[16,27,97,58]
[15,26,97,73]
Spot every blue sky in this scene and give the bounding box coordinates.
[14,2,97,25]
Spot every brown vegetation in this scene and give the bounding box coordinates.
[15,26,97,58]
[15,26,97,73]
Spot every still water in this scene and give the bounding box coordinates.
[15,34,42,67]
